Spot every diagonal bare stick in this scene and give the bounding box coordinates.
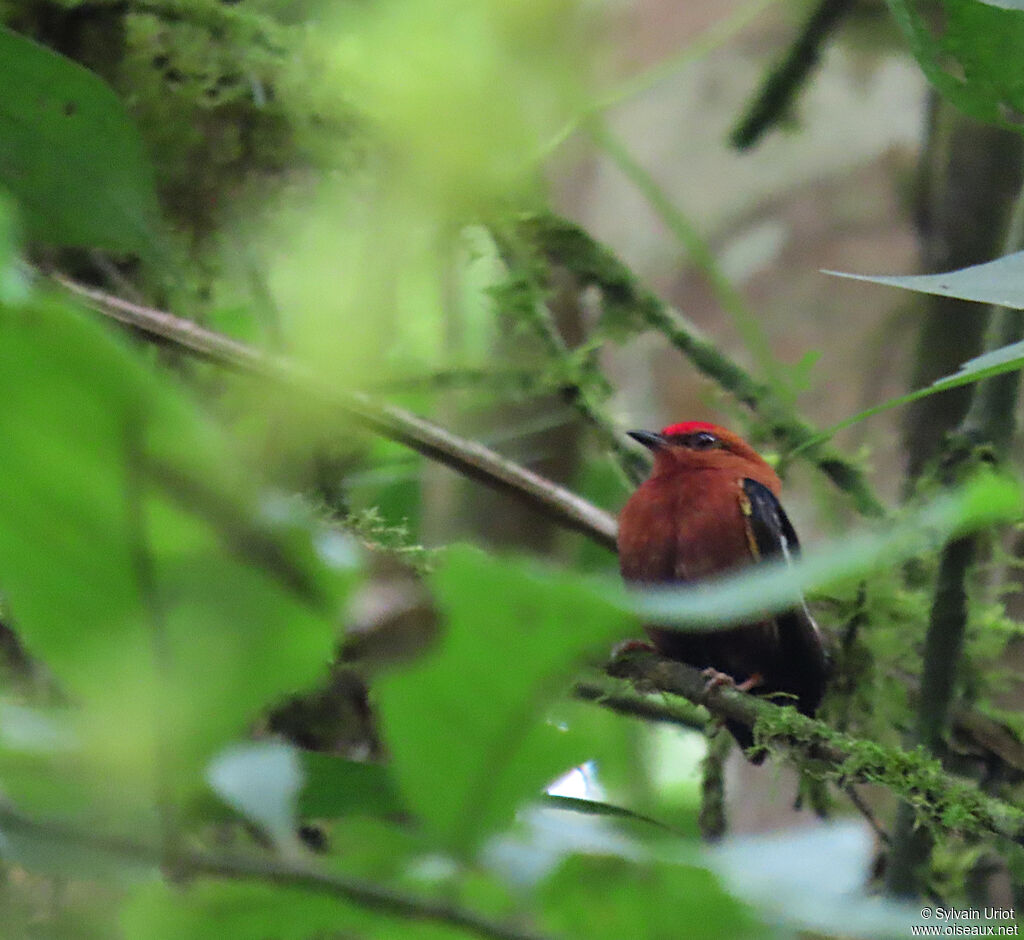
[51,274,620,551]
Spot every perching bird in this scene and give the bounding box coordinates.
[618,421,829,759]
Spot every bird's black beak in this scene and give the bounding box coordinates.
[627,429,666,451]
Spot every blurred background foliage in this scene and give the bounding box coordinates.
[2,0,1024,936]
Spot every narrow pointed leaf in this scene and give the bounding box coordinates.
[825,251,1024,309]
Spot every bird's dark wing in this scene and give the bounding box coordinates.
[741,478,830,714]
[740,477,801,562]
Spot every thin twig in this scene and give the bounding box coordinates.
[0,806,551,940]
[730,0,859,150]
[699,726,731,841]
[843,784,890,846]
[49,274,619,552]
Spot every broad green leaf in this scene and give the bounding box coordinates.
[0,291,354,823]
[0,194,28,305]
[826,251,1024,308]
[886,0,1024,132]
[709,822,920,937]
[539,854,760,940]
[0,27,161,255]
[298,753,404,819]
[187,753,404,827]
[374,545,636,856]
[121,881,373,940]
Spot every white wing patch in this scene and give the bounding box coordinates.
[777,524,823,641]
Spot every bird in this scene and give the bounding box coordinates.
[617,420,829,759]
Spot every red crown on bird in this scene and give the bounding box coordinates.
[660,421,719,436]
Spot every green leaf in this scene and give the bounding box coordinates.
[539,854,760,940]
[0,27,161,255]
[374,545,636,856]
[0,193,28,305]
[807,258,1024,437]
[188,754,405,828]
[0,291,355,823]
[886,0,1024,132]
[121,880,373,940]
[298,753,405,819]
[826,251,1024,308]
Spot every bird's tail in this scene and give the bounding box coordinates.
[725,719,767,765]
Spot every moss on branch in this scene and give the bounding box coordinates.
[605,649,1024,847]
[517,212,887,519]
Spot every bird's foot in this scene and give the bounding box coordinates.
[701,668,735,692]
[701,669,763,694]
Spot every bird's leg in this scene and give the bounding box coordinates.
[735,671,763,693]
[701,668,763,694]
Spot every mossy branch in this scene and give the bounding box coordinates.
[606,649,1024,847]
[699,726,731,841]
[517,212,887,518]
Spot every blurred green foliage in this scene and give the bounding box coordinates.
[0,0,1022,936]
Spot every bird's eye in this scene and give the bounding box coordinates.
[688,431,718,450]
